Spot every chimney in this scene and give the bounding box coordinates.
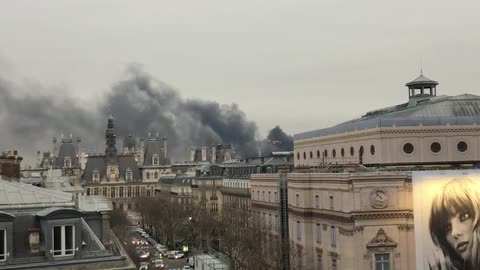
[76,137,81,166]
[201,147,207,161]
[52,137,58,158]
[36,151,41,168]
[139,138,145,165]
[211,144,217,164]
[191,148,196,161]
[163,137,168,159]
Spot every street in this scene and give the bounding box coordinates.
[126,227,190,270]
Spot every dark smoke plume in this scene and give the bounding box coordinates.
[257,125,294,155]
[0,65,259,165]
[101,65,258,159]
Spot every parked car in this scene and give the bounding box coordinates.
[168,250,184,259]
[153,259,165,269]
[139,252,150,260]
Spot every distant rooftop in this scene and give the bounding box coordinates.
[295,93,480,141]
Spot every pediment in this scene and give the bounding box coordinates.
[366,228,397,249]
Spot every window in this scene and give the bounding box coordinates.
[297,152,300,160]
[341,148,344,157]
[296,221,301,240]
[430,142,441,153]
[125,170,132,181]
[128,186,132,197]
[370,145,375,155]
[329,194,334,210]
[324,149,328,158]
[119,187,124,198]
[317,150,320,158]
[263,191,265,201]
[135,186,140,197]
[86,188,90,196]
[332,149,336,158]
[268,191,271,202]
[316,224,321,242]
[257,191,260,200]
[146,172,150,179]
[350,146,354,156]
[317,254,322,270]
[275,192,278,202]
[111,187,116,198]
[296,194,300,206]
[315,195,320,208]
[375,254,390,270]
[310,151,313,159]
[64,157,72,168]
[92,171,100,182]
[52,225,75,256]
[403,143,414,154]
[103,187,107,197]
[331,226,336,247]
[152,155,159,165]
[303,152,306,160]
[332,258,337,270]
[457,141,468,152]
[0,229,6,261]
[94,188,99,195]
[154,172,158,179]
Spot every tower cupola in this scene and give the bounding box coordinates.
[405,73,438,100]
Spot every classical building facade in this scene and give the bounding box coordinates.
[82,116,155,211]
[251,73,480,270]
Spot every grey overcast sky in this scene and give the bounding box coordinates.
[1,0,480,137]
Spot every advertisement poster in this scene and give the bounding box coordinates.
[413,170,480,270]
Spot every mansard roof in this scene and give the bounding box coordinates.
[54,138,79,168]
[82,154,141,183]
[144,137,170,166]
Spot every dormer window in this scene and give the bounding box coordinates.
[152,154,159,166]
[64,157,72,168]
[52,225,75,256]
[92,170,100,183]
[125,169,133,181]
[0,229,6,261]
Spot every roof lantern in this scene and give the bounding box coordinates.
[405,72,438,99]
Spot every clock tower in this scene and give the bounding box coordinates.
[105,115,119,180]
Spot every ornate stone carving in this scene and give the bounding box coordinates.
[397,224,414,231]
[354,225,364,232]
[366,228,397,249]
[370,188,389,209]
[315,247,323,255]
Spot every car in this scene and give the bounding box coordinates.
[153,259,165,269]
[139,252,150,259]
[168,250,184,259]
[182,266,192,270]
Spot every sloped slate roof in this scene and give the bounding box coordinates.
[406,74,438,86]
[143,138,169,166]
[295,94,480,140]
[0,179,73,207]
[82,155,141,183]
[55,139,79,168]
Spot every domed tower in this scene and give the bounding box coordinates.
[406,73,438,100]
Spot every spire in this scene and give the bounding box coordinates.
[105,115,118,165]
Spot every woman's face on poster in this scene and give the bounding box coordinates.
[445,211,474,260]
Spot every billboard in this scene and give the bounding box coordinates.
[413,170,480,270]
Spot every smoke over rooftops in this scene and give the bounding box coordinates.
[0,64,260,164]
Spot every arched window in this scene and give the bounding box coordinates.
[146,172,151,179]
[154,172,159,179]
[317,150,320,158]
